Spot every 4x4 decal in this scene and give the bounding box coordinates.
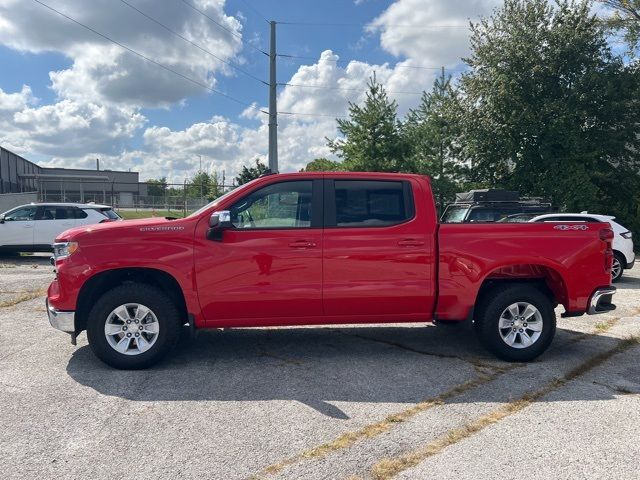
[553,224,589,231]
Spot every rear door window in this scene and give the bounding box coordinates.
[36,206,76,220]
[327,180,414,227]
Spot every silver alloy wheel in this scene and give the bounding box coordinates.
[498,302,543,349]
[611,257,622,281]
[104,303,159,356]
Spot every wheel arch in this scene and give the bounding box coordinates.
[473,263,568,315]
[75,267,188,334]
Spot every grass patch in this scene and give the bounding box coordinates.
[117,209,190,220]
[0,288,47,308]
[369,336,640,480]
[595,319,617,332]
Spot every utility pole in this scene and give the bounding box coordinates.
[268,20,278,173]
[198,154,203,199]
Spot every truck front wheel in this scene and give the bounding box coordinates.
[474,284,556,362]
[86,284,182,369]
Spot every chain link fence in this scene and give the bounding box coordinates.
[35,180,236,217]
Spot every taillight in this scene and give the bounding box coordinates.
[621,231,632,239]
[600,227,614,273]
[599,228,614,241]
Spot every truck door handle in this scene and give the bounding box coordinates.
[289,240,317,249]
[397,239,424,247]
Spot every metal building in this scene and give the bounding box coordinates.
[0,146,146,206]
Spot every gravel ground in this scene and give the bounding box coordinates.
[0,254,638,480]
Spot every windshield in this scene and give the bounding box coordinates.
[441,206,469,223]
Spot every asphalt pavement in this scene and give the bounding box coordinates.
[0,253,638,480]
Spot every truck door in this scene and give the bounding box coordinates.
[322,178,436,319]
[195,179,324,323]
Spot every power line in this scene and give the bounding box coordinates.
[278,82,424,96]
[120,0,267,85]
[236,0,270,24]
[178,0,268,56]
[33,0,259,109]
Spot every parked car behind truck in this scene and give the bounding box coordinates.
[441,189,554,223]
[529,213,635,282]
[46,173,616,369]
[0,203,121,253]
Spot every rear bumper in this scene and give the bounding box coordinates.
[46,298,75,333]
[587,287,616,315]
[626,253,635,269]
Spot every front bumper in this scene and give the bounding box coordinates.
[587,287,617,315]
[46,298,75,333]
[626,253,635,270]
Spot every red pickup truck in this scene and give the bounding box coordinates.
[46,172,616,369]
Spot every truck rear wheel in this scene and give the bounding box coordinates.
[86,284,182,369]
[474,284,556,362]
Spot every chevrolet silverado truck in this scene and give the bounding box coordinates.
[46,172,617,369]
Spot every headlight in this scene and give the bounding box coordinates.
[621,231,632,239]
[53,241,79,260]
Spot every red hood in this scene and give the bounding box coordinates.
[55,217,191,242]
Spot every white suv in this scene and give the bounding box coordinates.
[530,213,635,282]
[0,203,121,253]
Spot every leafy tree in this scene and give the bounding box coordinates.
[301,158,344,172]
[235,159,269,185]
[186,171,225,201]
[146,177,167,197]
[328,75,409,172]
[458,0,640,230]
[599,0,640,53]
[403,70,464,210]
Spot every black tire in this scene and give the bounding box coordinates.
[86,284,182,369]
[611,252,625,283]
[474,284,556,362]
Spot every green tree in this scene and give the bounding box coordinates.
[235,159,268,185]
[146,177,167,197]
[328,75,409,172]
[599,0,640,53]
[186,171,225,201]
[458,0,640,227]
[301,158,344,172]
[403,70,464,210]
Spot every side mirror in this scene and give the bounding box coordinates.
[207,210,233,241]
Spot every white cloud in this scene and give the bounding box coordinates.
[0,0,499,183]
[0,0,243,107]
[7,99,145,157]
[7,47,443,182]
[0,85,35,111]
[370,0,499,66]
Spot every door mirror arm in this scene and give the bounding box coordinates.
[207,210,233,241]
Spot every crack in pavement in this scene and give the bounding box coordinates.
[249,319,624,479]
[368,336,640,480]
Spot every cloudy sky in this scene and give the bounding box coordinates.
[0,0,501,182]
